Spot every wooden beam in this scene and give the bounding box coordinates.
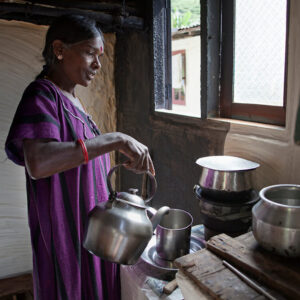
[28,0,139,16]
[0,2,144,31]
[0,273,33,297]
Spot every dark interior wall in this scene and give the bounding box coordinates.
[115,30,230,224]
[0,0,229,224]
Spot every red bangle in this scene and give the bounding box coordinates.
[77,139,89,164]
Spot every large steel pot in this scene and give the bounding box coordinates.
[196,156,260,200]
[252,184,300,257]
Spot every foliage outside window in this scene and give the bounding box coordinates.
[171,0,200,28]
[154,0,200,117]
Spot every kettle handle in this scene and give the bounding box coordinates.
[106,164,157,203]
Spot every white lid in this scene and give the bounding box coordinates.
[195,155,260,172]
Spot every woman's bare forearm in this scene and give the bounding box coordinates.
[23,132,154,179]
[23,133,124,179]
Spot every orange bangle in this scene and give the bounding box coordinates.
[77,139,89,164]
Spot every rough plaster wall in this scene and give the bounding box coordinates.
[116,32,228,224]
[224,0,300,190]
[0,20,116,278]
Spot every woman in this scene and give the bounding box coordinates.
[5,14,154,300]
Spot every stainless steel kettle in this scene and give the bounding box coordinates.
[83,164,170,265]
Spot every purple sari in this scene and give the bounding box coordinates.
[5,79,120,300]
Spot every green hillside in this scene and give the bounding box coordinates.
[171,0,200,28]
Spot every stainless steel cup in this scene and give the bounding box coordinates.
[156,209,193,261]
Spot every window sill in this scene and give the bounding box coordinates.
[155,108,200,118]
[210,117,290,142]
[152,110,290,141]
[152,110,291,142]
[152,110,230,132]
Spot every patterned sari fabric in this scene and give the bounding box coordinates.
[5,79,120,300]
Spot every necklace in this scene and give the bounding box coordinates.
[44,76,87,113]
[43,76,100,138]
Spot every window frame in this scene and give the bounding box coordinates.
[152,0,173,111]
[219,0,290,126]
[153,0,210,119]
[153,0,290,127]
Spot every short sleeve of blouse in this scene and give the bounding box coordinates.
[5,80,61,166]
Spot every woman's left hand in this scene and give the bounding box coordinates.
[116,133,155,176]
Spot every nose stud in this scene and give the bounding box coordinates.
[94,60,101,68]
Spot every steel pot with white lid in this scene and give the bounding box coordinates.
[195,155,260,200]
[83,165,170,265]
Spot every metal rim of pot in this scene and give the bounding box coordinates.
[195,155,260,197]
[252,184,300,257]
[259,183,300,209]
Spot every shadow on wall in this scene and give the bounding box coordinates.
[115,30,230,225]
[294,99,300,145]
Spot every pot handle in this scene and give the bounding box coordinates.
[193,184,202,198]
[107,164,157,203]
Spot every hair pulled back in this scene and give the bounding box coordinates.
[37,14,104,79]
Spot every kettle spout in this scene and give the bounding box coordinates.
[147,206,170,230]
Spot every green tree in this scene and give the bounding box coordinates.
[171,0,200,29]
[172,9,192,29]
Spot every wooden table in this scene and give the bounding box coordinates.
[174,232,300,300]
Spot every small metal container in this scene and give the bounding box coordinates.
[252,184,300,257]
[156,209,193,261]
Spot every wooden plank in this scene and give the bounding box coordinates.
[163,278,178,294]
[175,249,266,299]
[176,270,214,300]
[0,273,33,297]
[235,231,256,245]
[207,234,300,299]
[235,232,300,274]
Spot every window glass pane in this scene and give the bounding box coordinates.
[156,0,200,117]
[172,36,200,116]
[172,50,186,105]
[233,0,287,106]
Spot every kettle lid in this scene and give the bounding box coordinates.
[107,165,157,206]
[117,188,146,207]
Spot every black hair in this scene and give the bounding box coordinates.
[36,14,104,79]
